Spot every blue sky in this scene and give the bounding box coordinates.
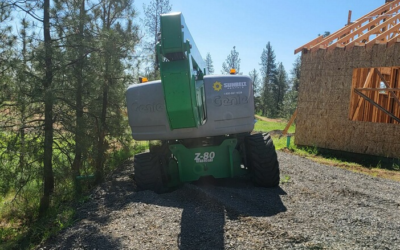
[136,0,384,77]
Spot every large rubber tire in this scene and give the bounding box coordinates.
[149,141,170,184]
[245,133,280,187]
[133,152,165,193]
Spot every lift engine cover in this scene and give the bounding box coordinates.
[126,75,255,140]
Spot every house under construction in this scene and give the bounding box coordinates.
[294,0,400,158]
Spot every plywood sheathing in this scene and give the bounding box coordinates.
[295,43,400,158]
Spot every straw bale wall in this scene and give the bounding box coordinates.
[295,43,400,158]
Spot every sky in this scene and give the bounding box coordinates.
[134,0,385,77]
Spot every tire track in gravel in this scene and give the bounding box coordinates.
[39,151,400,250]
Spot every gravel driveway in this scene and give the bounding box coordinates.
[39,151,400,250]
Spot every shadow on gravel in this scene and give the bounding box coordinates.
[56,224,122,250]
[42,165,286,250]
[127,177,287,250]
[175,177,287,250]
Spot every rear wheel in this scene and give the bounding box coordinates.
[245,133,280,187]
[133,152,165,193]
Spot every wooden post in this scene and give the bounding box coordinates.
[283,109,298,135]
[352,68,374,120]
[375,68,400,107]
[347,10,352,25]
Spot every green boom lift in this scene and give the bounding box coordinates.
[126,12,279,192]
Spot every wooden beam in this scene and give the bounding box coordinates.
[355,88,400,91]
[294,36,324,54]
[349,69,360,120]
[312,0,400,51]
[375,68,400,107]
[354,89,400,123]
[345,11,400,50]
[283,109,297,136]
[347,10,352,25]
[296,0,400,54]
[387,35,400,48]
[352,68,374,120]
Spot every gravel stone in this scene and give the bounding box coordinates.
[38,151,400,249]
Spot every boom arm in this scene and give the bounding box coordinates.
[157,12,207,130]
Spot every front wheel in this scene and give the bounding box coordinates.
[245,133,280,187]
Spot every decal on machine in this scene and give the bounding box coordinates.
[223,82,247,89]
[194,152,215,163]
[213,81,222,91]
[133,102,164,112]
[213,95,248,106]
[213,81,247,92]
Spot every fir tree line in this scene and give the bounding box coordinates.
[0,0,172,224]
[216,43,301,118]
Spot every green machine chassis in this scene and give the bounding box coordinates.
[134,133,280,193]
[132,13,279,192]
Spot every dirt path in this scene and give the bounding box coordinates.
[39,152,400,250]
[254,115,284,123]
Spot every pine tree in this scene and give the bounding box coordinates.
[279,55,302,118]
[291,55,301,91]
[39,0,55,216]
[259,42,276,117]
[91,0,139,184]
[249,69,261,112]
[0,2,15,79]
[51,0,95,193]
[279,89,298,119]
[271,62,288,117]
[205,52,214,74]
[143,0,172,78]
[222,46,241,74]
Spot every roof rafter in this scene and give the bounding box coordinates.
[295,0,400,54]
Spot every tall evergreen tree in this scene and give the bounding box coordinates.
[249,69,261,112]
[39,0,55,216]
[291,55,301,91]
[222,46,241,74]
[205,52,214,74]
[259,42,276,117]
[0,2,15,79]
[143,0,172,78]
[51,0,96,193]
[280,88,298,119]
[271,62,288,117]
[279,55,302,119]
[249,69,260,95]
[91,0,139,183]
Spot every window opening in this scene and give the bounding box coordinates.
[349,67,400,124]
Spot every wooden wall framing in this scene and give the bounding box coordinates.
[349,67,400,123]
[295,1,400,158]
[295,44,400,158]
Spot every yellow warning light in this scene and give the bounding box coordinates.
[139,77,148,83]
[230,68,236,75]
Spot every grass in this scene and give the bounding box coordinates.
[254,115,400,183]
[254,116,296,133]
[0,137,140,250]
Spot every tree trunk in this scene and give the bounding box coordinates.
[95,84,108,184]
[72,0,85,193]
[39,0,54,217]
